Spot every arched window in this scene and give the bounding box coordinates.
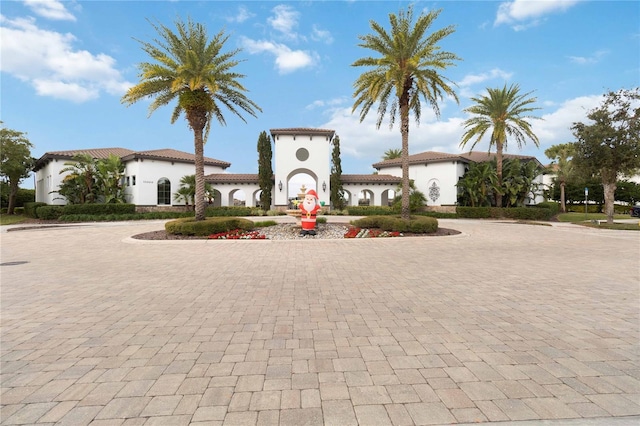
[157,178,171,205]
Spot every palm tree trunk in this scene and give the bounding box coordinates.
[194,130,206,221]
[400,98,410,220]
[495,141,503,208]
[560,179,566,213]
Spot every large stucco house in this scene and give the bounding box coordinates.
[33,127,544,209]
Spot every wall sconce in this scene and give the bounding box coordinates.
[278,180,283,192]
[322,181,327,192]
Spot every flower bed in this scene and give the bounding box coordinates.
[344,227,402,238]
[208,229,266,240]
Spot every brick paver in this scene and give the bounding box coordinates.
[1,219,639,425]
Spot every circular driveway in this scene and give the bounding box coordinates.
[1,219,638,425]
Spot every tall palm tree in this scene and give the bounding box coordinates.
[122,18,261,220]
[352,6,460,219]
[460,84,541,207]
[545,143,575,213]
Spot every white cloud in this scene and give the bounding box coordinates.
[495,0,582,29]
[267,4,300,40]
[240,37,317,74]
[226,5,254,23]
[23,0,76,21]
[457,68,513,98]
[568,49,608,65]
[305,97,347,110]
[0,15,131,102]
[311,25,333,44]
[316,93,605,166]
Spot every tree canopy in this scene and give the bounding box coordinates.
[572,88,640,223]
[257,131,273,211]
[122,18,261,220]
[352,6,460,219]
[0,124,34,214]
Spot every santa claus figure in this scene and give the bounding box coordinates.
[299,189,321,236]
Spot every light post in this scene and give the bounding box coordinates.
[584,187,588,220]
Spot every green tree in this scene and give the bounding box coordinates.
[173,174,214,210]
[352,6,460,219]
[392,179,426,212]
[456,161,497,207]
[95,154,127,204]
[330,136,346,210]
[460,84,541,208]
[122,18,261,220]
[572,88,640,223]
[382,148,402,160]
[0,124,34,214]
[501,158,541,207]
[545,143,575,213]
[257,131,273,211]
[57,154,98,204]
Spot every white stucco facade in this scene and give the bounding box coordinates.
[271,128,334,208]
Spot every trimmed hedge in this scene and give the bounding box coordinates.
[24,202,47,218]
[532,201,560,216]
[346,206,395,216]
[351,215,438,234]
[36,206,65,220]
[165,217,255,236]
[62,203,136,215]
[205,206,257,217]
[456,206,555,221]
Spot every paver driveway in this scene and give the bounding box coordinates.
[1,219,638,425]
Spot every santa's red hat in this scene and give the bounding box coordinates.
[306,189,318,198]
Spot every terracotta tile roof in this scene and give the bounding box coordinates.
[205,173,260,184]
[121,149,231,168]
[373,150,540,169]
[341,174,402,184]
[34,147,230,171]
[270,128,335,139]
[372,151,461,168]
[33,148,135,171]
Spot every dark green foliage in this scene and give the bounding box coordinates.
[253,220,277,228]
[456,206,554,220]
[165,217,254,236]
[316,217,327,224]
[391,179,426,212]
[533,201,560,216]
[0,183,34,208]
[24,202,47,218]
[205,206,254,216]
[346,206,395,216]
[414,211,458,219]
[351,215,438,234]
[615,180,640,205]
[62,203,135,215]
[36,206,65,220]
[257,131,273,211]
[330,136,346,210]
[0,124,34,214]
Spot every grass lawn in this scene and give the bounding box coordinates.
[0,214,28,226]
[557,212,631,223]
[557,212,640,231]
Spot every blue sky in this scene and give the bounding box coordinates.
[2,0,639,190]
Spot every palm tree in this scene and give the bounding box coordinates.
[382,148,402,160]
[122,18,261,220]
[173,174,214,210]
[352,6,460,219]
[545,143,575,213]
[460,84,541,207]
[58,153,98,204]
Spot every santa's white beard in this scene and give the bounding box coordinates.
[303,200,316,210]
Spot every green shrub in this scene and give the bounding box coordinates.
[36,206,65,220]
[456,206,554,221]
[414,211,458,219]
[316,217,327,224]
[62,203,136,215]
[24,202,47,218]
[351,215,438,234]
[532,201,560,216]
[205,206,254,217]
[165,217,255,236]
[266,209,286,216]
[346,206,395,216]
[253,220,277,228]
